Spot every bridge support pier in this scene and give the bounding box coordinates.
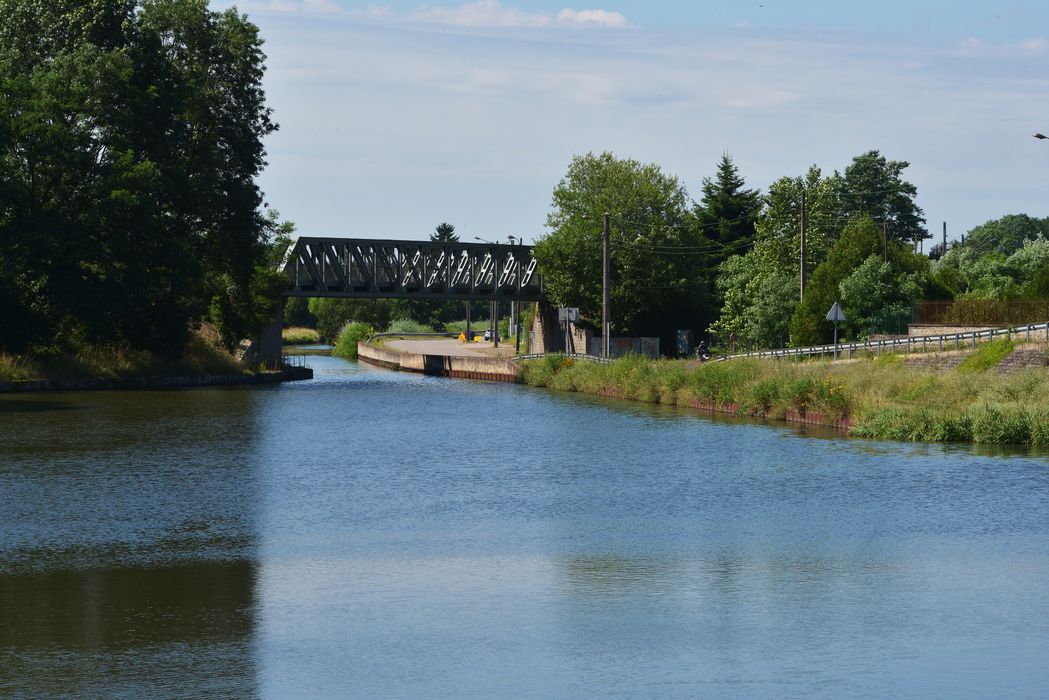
[250,303,284,369]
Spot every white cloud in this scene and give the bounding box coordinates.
[232,0,340,14]
[556,8,628,28]
[406,1,627,29]
[410,0,552,28]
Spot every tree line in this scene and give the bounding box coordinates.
[534,150,1049,351]
[0,0,286,358]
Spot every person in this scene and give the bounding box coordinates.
[696,340,710,361]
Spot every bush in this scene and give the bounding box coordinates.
[386,318,434,334]
[333,322,374,360]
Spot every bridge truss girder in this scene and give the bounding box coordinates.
[282,237,543,301]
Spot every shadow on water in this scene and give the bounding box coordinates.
[0,561,258,699]
[0,387,266,698]
[0,398,80,413]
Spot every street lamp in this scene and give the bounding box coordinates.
[1035,133,1049,140]
[474,236,498,244]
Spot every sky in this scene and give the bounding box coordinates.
[214,0,1049,244]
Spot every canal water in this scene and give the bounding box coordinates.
[2,354,1049,698]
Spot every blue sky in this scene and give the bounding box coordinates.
[217,0,1049,243]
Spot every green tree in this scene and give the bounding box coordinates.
[790,217,885,344]
[839,256,922,336]
[534,151,706,338]
[431,222,459,243]
[837,150,927,247]
[963,214,1049,256]
[693,153,761,269]
[709,166,840,349]
[0,0,280,355]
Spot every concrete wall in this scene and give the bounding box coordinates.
[357,342,519,382]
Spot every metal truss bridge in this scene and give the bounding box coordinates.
[282,237,542,301]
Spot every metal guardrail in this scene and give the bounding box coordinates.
[719,321,1049,362]
[513,352,613,364]
[368,332,459,340]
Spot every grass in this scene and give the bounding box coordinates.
[282,326,320,345]
[519,345,1049,444]
[956,339,1014,373]
[0,335,246,382]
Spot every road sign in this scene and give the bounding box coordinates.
[826,302,846,322]
[558,307,580,323]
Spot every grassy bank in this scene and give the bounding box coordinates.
[519,343,1049,444]
[282,326,320,345]
[0,335,247,382]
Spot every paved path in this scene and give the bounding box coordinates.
[386,337,516,358]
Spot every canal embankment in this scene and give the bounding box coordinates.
[0,337,313,393]
[518,340,1049,444]
[357,338,518,382]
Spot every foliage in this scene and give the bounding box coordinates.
[838,255,922,337]
[837,150,927,246]
[533,151,705,339]
[284,297,316,328]
[932,238,1049,300]
[386,318,434,334]
[692,153,761,269]
[332,321,374,360]
[0,0,281,356]
[956,339,1014,373]
[309,298,393,341]
[430,222,458,243]
[963,214,1049,256]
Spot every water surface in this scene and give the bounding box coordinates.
[2,355,1048,698]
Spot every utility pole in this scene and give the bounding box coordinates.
[943,221,947,255]
[882,220,888,262]
[491,300,498,348]
[799,190,807,301]
[602,211,611,358]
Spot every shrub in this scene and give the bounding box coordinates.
[386,318,434,334]
[333,322,374,359]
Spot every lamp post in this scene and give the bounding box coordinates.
[507,236,521,352]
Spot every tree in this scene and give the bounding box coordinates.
[533,151,706,339]
[790,215,932,343]
[839,256,922,336]
[693,154,762,269]
[837,150,927,246]
[963,214,1049,256]
[709,166,839,349]
[789,216,886,344]
[0,0,280,355]
[431,222,458,243]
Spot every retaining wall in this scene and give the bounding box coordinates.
[358,342,519,382]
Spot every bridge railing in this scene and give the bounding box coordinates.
[719,321,1049,362]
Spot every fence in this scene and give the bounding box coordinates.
[722,321,1049,362]
[914,299,1049,326]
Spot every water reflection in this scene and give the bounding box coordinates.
[0,387,264,698]
[0,561,258,698]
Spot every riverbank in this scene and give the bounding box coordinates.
[0,338,312,393]
[518,341,1049,444]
